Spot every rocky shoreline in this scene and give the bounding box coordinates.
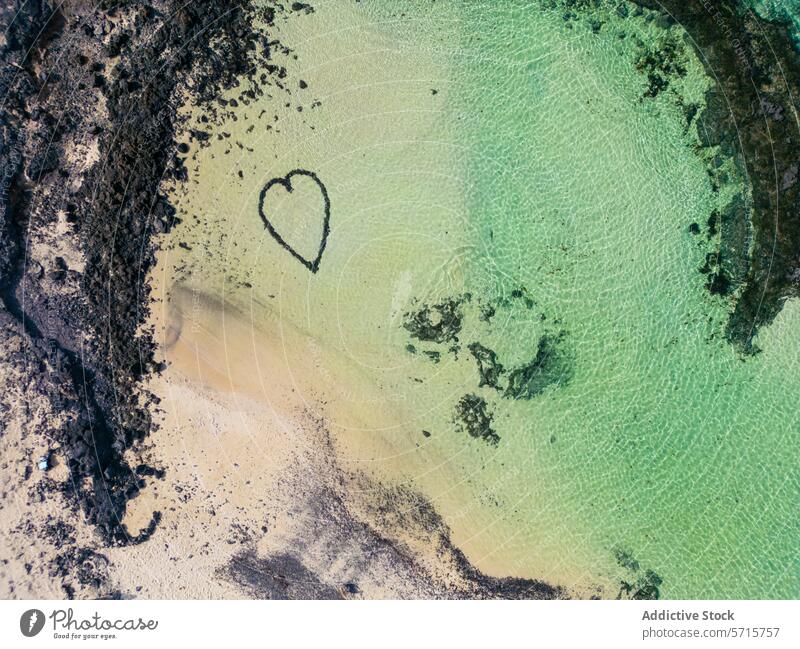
[629,0,800,351]
[0,0,282,595]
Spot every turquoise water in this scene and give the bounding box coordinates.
[480,4,796,598]
[380,0,799,598]
[169,0,799,598]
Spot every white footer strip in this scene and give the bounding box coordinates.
[1,600,798,648]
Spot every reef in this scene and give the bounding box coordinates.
[405,288,573,448]
[504,332,573,400]
[467,342,505,389]
[403,295,468,344]
[454,394,500,446]
[630,0,800,351]
[223,470,564,600]
[614,548,663,600]
[634,31,688,99]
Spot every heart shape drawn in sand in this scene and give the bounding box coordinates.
[258,169,331,274]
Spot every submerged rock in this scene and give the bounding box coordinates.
[403,296,467,344]
[467,342,505,389]
[504,332,573,400]
[454,394,499,446]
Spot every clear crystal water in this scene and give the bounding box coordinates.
[161,1,799,598]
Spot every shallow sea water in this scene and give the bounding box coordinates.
[157,1,799,598]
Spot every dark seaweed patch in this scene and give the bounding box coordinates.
[621,570,663,600]
[614,548,641,573]
[479,304,496,322]
[225,550,343,599]
[504,332,572,400]
[634,36,687,100]
[403,296,466,344]
[454,394,499,446]
[468,342,505,389]
[615,548,662,600]
[290,2,315,13]
[404,289,572,447]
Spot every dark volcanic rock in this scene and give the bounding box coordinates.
[631,0,800,351]
[226,551,343,599]
[0,0,281,545]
